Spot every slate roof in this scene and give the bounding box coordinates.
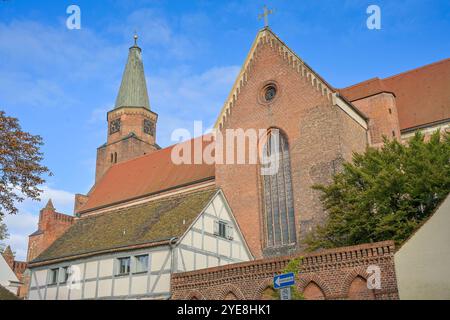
[115,42,150,109]
[30,188,217,266]
[0,284,18,300]
[79,135,215,213]
[340,58,450,131]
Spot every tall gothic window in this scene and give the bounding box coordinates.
[262,129,296,248]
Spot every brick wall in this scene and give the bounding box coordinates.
[95,107,159,182]
[215,33,368,258]
[27,204,74,262]
[171,241,398,300]
[351,93,401,147]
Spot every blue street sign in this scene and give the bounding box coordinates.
[273,272,295,289]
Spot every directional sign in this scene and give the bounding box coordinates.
[273,272,295,289]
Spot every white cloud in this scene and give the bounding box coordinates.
[149,65,240,146]
[0,10,241,260]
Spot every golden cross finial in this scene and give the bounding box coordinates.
[258,5,274,28]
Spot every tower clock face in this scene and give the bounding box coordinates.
[143,119,155,136]
[110,119,121,135]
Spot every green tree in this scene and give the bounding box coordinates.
[0,110,51,241]
[305,131,450,251]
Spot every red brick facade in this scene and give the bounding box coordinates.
[27,201,74,262]
[171,241,398,300]
[215,30,368,258]
[95,107,159,182]
[350,92,401,146]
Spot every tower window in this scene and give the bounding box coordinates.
[111,153,114,163]
[110,119,121,135]
[114,152,118,163]
[143,119,155,136]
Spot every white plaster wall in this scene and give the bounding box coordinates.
[28,246,172,300]
[395,195,450,299]
[0,255,18,295]
[177,191,252,273]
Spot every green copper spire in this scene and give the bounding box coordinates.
[115,34,150,109]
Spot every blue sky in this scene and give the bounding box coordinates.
[1,0,449,259]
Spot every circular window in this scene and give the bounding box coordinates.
[264,85,277,102]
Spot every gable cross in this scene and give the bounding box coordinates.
[258,5,274,28]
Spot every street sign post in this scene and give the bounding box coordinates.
[273,272,295,289]
[280,287,291,300]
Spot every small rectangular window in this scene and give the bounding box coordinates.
[134,255,149,274]
[48,268,59,285]
[214,221,233,240]
[60,266,70,284]
[117,257,131,276]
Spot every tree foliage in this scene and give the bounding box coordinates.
[0,111,51,230]
[305,131,450,251]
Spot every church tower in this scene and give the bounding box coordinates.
[95,35,159,182]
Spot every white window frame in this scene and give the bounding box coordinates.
[116,257,131,276]
[133,254,149,274]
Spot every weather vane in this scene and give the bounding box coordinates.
[258,5,274,28]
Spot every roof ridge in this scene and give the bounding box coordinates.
[79,187,217,220]
[107,133,213,169]
[339,77,381,90]
[383,57,450,81]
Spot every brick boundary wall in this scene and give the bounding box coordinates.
[171,241,398,300]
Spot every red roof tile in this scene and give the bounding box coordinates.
[340,58,450,130]
[80,135,215,212]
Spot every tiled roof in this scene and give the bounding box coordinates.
[30,188,217,265]
[0,284,18,300]
[340,58,450,131]
[79,135,215,212]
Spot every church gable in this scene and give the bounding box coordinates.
[214,28,369,257]
[215,28,366,130]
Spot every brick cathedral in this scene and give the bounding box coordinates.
[20,27,449,300]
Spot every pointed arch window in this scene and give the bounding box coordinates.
[262,129,296,247]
